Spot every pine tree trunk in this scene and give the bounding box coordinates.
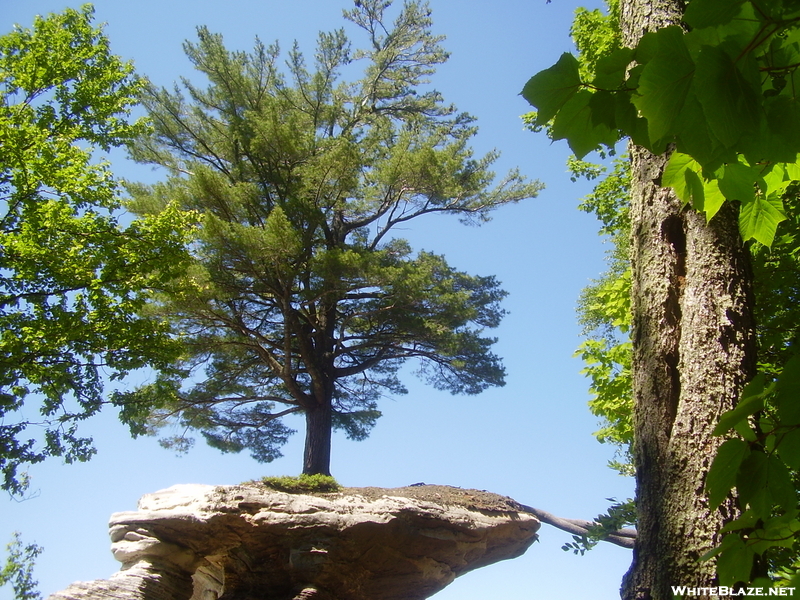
[303,400,333,476]
[619,3,757,598]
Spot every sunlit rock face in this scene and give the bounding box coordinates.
[48,483,539,600]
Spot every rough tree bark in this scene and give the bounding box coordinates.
[619,2,757,598]
[303,400,333,476]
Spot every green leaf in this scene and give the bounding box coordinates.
[706,437,750,508]
[660,151,726,218]
[734,419,758,442]
[778,428,800,471]
[715,534,756,586]
[749,515,800,554]
[588,90,618,130]
[739,113,800,166]
[737,450,771,518]
[766,95,800,157]
[719,161,758,203]
[674,93,733,171]
[775,355,800,425]
[633,30,660,65]
[694,44,760,148]
[632,26,695,143]
[614,92,651,148]
[684,0,746,28]
[522,52,582,124]
[691,173,727,220]
[699,179,727,221]
[739,194,787,247]
[766,453,796,514]
[662,152,699,204]
[762,163,796,200]
[592,47,634,89]
[551,90,616,158]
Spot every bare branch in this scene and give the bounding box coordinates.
[519,504,636,550]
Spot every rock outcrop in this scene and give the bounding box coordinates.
[48,483,539,600]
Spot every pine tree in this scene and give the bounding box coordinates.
[125,0,541,475]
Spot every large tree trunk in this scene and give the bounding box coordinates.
[303,400,333,476]
[619,3,757,598]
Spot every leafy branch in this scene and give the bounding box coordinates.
[522,0,800,247]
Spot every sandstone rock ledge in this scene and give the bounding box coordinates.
[49,483,539,600]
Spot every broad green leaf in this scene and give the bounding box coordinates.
[775,355,800,425]
[734,419,758,442]
[588,90,618,130]
[739,194,787,247]
[662,152,699,204]
[632,26,695,143]
[614,92,651,149]
[778,428,800,471]
[694,44,760,148]
[715,534,755,586]
[682,167,705,209]
[712,0,761,40]
[592,47,634,89]
[674,92,731,171]
[522,52,582,125]
[661,152,725,218]
[684,0,746,28]
[551,90,616,158]
[633,30,660,65]
[762,163,796,199]
[701,529,738,561]
[737,450,771,518]
[706,437,750,508]
[718,161,758,203]
[786,159,800,181]
[766,453,796,514]
[749,515,800,554]
[739,112,800,166]
[693,176,727,221]
[766,95,800,157]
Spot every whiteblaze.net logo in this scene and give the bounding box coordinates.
[671,587,796,597]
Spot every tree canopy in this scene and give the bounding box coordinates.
[123,0,541,475]
[0,5,194,495]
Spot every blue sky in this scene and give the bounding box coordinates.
[2,1,635,598]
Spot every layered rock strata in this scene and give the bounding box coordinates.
[48,483,539,600]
